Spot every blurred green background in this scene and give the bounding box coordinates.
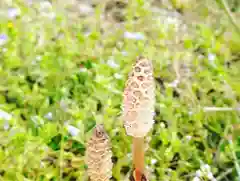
[0,0,240,180]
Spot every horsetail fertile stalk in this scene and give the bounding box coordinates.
[85,124,113,181]
[122,56,155,181]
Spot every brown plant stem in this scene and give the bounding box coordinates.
[133,137,145,181]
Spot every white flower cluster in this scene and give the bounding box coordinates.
[124,32,145,40]
[64,121,80,137]
[0,109,12,130]
[39,1,55,19]
[8,8,21,19]
[193,164,217,181]
[0,34,8,46]
[0,109,12,121]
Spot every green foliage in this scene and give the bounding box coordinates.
[0,0,240,180]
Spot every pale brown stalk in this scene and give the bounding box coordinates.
[133,137,145,181]
[122,56,155,181]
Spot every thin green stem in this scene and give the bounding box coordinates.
[216,168,234,180]
[229,139,240,179]
[219,0,240,35]
[59,126,65,181]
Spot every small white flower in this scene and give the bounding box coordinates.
[4,121,9,130]
[207,172,214,180]
[151,159,157,165]
[168,79,179,88]
[160,122,165,128]
[84,31,91,37]
[8,8,21,19]
[0,109,12,120]
[47,12,56,19]
[36,56,42,61]
[67,125,80,137]
[40,1,52,10]
[0,34,8,46]
[196,170,202,177]
[124,32,145,40]
[121,51,128,56]
[107,59,119,68]
[201,164,211,172]
[39,1,55,19]
[185,135,192,141]
[40,161,44,168]
[204,164,211,172]
[41,12,56,19]
[192,176,201,181]
[208,53,216,67]
[79,67,87,72]
[78,4,93,16]
[64,120,70,126]
[33,55,42,64]
[165,17,179,25]
[152,111,156,117]
[145,137,152,146]
[44,112,53,120]
[198,54,204,60]
[60,99,68,111]
[114,73,123,79]
[208,53,216,62]
[2,48,7,52]
[188,111,193,115]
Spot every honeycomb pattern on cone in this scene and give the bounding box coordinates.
[85,124,113,181]
[122,56,155,137]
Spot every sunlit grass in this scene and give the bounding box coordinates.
[0,0,239,180]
